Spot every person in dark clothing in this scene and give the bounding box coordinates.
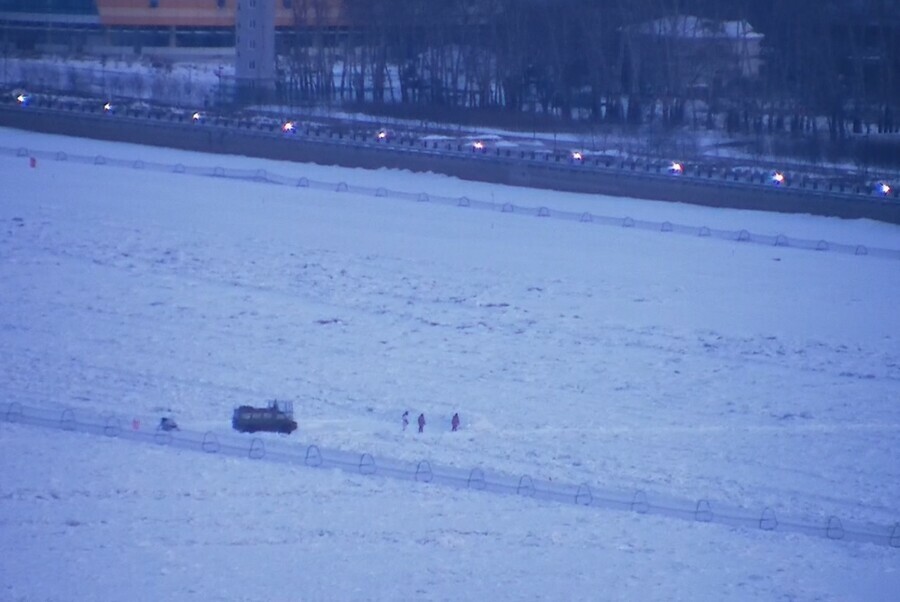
[417,413,426,433]
[402,411,409,431]
[451,413,460,432]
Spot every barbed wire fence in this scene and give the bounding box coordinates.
[3,145,899,261]
[2,401,898,549]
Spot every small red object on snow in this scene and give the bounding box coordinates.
[29,157,36,168]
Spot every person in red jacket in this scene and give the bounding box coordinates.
[417,413,426,433]
[451,413,460,432]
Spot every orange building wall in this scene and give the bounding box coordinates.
[95,0,346,28]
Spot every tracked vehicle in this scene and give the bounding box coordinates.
[231,400,297,434]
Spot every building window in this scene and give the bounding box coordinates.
[217,0,226,8]
[149,0,158,7]
[283,0,292,7]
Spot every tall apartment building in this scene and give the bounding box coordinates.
[234,0,274,102]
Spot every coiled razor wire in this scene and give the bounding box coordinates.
[2,401,898,549]
[3,145,899,261]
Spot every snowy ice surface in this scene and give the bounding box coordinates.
[1,127,899,601]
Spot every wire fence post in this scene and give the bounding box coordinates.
[759,507,778,531]
[517,475,535,497]
[415,460,433,483]
[359,453,376,475]
[467,468,486,490]
[249,438,265,460]
[60,409,76,431]
[631,490,649,514]
[305,445,322,467]
[201,431,219,453]
[103,416,121,437]
[826,516,845,540]
[695,499,713,522]
[575,484,593,506]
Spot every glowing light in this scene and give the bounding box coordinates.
[377,130,388,140]
[192,111,202,122]
[103,102,113,112]
[16,94,27,104]
[472,141,485,151]
[879,182,891,195]
[772,171,785,184]
[571,151,584,161]
[670,161,684,174]
[282,121,295,132]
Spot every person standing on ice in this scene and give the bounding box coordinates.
[417,413,426,433]
[402,411,409,431]
[451,413,460,432]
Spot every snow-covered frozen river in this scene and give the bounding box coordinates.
[1,127,898,601]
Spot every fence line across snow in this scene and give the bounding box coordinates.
[4,145,899,261]
[3,401,898,549]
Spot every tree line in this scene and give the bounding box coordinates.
[281,0,899,144]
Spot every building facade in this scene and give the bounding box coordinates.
[0,0,346,54]
[234,0,274,101]
[623,15,764,98]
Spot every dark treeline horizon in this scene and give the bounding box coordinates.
[283,0,899,143]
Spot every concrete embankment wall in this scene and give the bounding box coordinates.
[3,106,899,225]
